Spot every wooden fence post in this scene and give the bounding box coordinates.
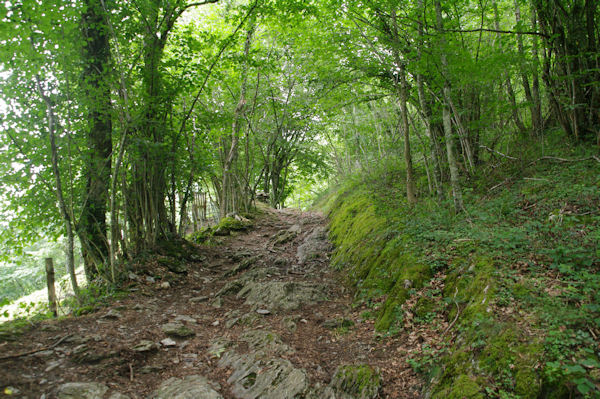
[45,258,58,317]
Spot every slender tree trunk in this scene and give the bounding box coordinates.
[100,0,131,279]
[493,0,526,134]
[398,64,417,205]
[514,0,541,136]
[530,8,543,135]
[221,25,254,217]
[36,77,80,298]
[435,0,464,212]
[79,0,112,280]
[390,10,417,205]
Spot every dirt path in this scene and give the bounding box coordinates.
[0,208,422,398]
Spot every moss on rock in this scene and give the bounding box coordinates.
[431,260,543,399]
[432,374,484,399]
[331,364,381,399]
[327,186,431,331]
[218,216,253,231]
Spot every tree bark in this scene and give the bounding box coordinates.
[389,10,417,205]
[435,0,464,212]
[79,0,112,280]
[493,0,526,134]
[35,77,80,298]
[221,25,255,217]
[514,0,541,136]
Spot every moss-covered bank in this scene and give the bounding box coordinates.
[320,153,600,398]
[326,186,430,331]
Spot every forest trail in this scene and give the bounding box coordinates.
[0,208,422,398]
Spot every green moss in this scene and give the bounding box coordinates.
[432,375,484,399]
[515,365,542,399]
[188,227,212,243]
[443,257,495,324]
[511,282,533,301]
[414,296,437,318]
[327,186,431,332]
[188,216,252,243]
[375,259,430,331]
[332,364,381,398]
[218,216,253,231]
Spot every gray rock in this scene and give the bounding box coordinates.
[238,281,326,311]
[240,329,292,355]
[208,339,231,359]
[256,309,271,315]
[71,345,116,364]
[157,257,188,274]
[239,312,260,326]
[161,322,195,338]
[45,360,62,372]
[132,340,158,352]
[213,329,306,399]
[225,310,241,328]
[220,353,308,399]
[189,296,210,303]
[297,226,330,265]
[101,309,121,320]
[160,338,177,347]
[108,394,130,399]
[213,226,231,236]
[217,267,277,297]
[175,315,197,323]
[34,350,55,358]
[224,255,260,278]
[216,280,244,297]
[288,224,302,234]
[272,230,297,246]
[56,382,108,399]
[306,386,337,399]
[211,297,223,309]
[148,375,223,399]
[229,250,253,261]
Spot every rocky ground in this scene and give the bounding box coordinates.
[0,207,422,398]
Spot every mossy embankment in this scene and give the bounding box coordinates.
[318,147,600,398]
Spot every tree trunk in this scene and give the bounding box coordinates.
[493,0,526,134]
[435,0,464,212]
[529,8,543,136]
[221,25,255,217]
[399,64,417,205]
[389,10,417,205]
[35,77,80,297]
[533,0,599,143]
[514,0,541,136]
[79,0,112,280]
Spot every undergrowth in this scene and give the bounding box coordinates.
[321,139,600,398]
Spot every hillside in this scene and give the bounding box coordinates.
[320,147,600,398]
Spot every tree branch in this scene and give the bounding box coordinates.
[441,27,548,37]
[177,0,259,137]
[176,0,220,19]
